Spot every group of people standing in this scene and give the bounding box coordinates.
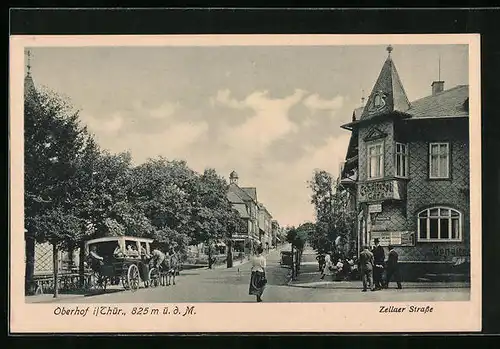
[318,253,358,281]
[359,238,403,292]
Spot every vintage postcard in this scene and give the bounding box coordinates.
[10,34,481,333]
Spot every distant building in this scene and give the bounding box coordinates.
[227,171,261,254]
[227,171,277,254]
[258,203,273,247]
[340,46,470,280]
[271,220,280,246]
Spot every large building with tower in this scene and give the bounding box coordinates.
[227,170,275,255]
[340,46,470,281]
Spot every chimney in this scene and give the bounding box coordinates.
[432,81,444,96]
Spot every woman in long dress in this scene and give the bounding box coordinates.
[249,245,267,302]
[320,253,333,280]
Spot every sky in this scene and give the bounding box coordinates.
[26,44,469,227]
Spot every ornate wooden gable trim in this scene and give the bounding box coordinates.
[363,127,388,142]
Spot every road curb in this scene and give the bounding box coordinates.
[287,282,471,290]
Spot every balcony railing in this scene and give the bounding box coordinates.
[357,178,407,203]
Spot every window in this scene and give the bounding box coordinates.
[367,141,384,179]
[429,143,450,179]
[395,142,408,178]
[374,95,382,107]
[417,207,462,242]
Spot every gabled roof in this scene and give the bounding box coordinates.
[228,183,254,203]
[242,187,257,202]
[258,203,272,218]
[406,85,469,118]
[233,203,250,218]
[227,191,245,204]
[360,52,411,121]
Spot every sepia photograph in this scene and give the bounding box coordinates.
[10,34,481,333]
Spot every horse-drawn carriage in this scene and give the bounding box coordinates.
[84,236,161,292]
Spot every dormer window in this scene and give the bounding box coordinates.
[374,94,382,107]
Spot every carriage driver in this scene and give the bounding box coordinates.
[150,247,168,271]
[88,245,104,272]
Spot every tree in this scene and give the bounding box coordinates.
[192,168,236,269]
[307,170,335,254]
[24,88,89,297]
[131,158,197,255]
[307,170,357,257]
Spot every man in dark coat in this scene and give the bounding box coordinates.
[359,245,374,292]
[384,245,402,289]
[372,238,385,290]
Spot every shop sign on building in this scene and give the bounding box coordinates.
[358,179,404,203]
[371,231,414,247]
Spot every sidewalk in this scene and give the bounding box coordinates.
[288,262,471,290]
[26,286,125,304]
[211,244,290,270]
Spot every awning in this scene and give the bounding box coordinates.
[249,236,260,242]
[216,242,226,247]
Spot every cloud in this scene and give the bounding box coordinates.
[223,88,308,151]
[303,94,345,113]
[83,112,124,134]
[209,89,248,110]
[80,100,207,164]
[148,101,179,119]
[79,88,351,227]
[95,120,208,165]
[247,133,352,227]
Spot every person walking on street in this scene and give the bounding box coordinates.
[384,245,403,289]
[320,253,333,280]
[316,253,326,272]
[249,245,267,302]
[359,245,375,292]
[372,238,385,290]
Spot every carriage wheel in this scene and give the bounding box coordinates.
[84,273,94,291]
[127,264,140,292]
[148,268,159,287]
[99,277,108,292]
[85,271,106,292]
[121,275,130,290]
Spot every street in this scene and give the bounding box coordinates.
[29,244,469,304]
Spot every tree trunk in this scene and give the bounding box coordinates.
[207,242,213,269]
[291,245,296,280]
[226,238,233,268]
[52,243,59,298]
[25,236,35,295]
[79,240,86,288]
